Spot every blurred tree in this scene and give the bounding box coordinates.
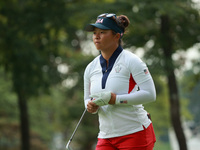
[0,0,70,149]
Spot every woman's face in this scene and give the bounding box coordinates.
[93,28,119,51]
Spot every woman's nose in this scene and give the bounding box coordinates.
[94,33,100,39]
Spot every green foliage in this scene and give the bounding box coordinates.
[0,0,68,97]
[0,68,18,123]
[154,139,172,150]
[145,76,170,136]
[179,68,200,125]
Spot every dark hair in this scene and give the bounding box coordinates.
[115,15,130,46]
[116,15,130,32]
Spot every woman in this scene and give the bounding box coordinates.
[84,13,156,150]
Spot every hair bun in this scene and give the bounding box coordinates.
[117,15,130,29]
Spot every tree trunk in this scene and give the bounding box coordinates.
[17,89,30,150]
[160,15,187,150]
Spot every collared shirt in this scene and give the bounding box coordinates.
[84,46,155,138]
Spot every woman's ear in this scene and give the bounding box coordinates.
[115,33,121,40]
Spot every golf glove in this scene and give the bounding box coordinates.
[90,91,111,106]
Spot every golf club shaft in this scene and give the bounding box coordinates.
[68,108,87,142]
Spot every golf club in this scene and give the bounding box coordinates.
[66,108,87,150]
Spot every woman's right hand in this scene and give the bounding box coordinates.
[87,100,99,113]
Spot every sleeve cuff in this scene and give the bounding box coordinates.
[115,95,120,104]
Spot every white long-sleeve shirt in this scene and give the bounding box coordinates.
[84,46,156,138]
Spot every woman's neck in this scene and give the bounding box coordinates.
[101,44,119,62]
